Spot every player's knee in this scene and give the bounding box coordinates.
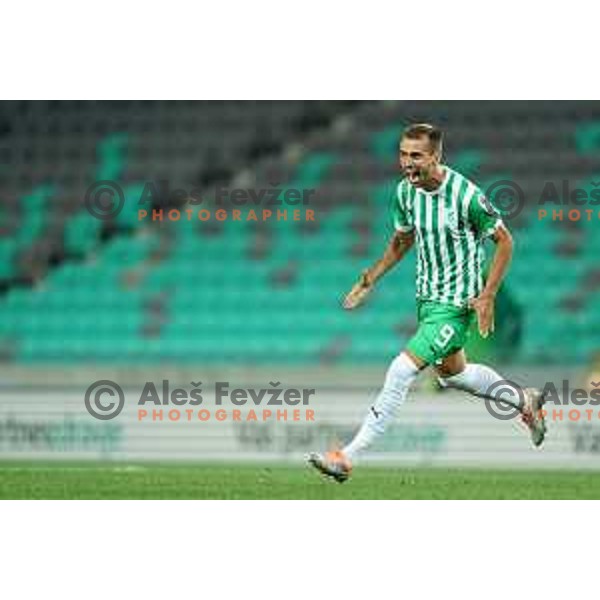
[435,363,460,378]
[435,365,465,387]
[437,372,458,387]
[437,375,450,389]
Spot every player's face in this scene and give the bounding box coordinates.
[399,136,440,187]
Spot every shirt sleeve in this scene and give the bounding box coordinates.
[390,181,414,232]
[468,189,503,239]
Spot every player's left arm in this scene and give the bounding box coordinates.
[469,224,513,337]
[467,192,513,338]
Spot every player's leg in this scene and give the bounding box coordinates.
[308,303,439,482]
[338,317,441,462]
[435,349,518,405]
[342,349,426,458]
[308,349,426,482]
[435,350,547,446]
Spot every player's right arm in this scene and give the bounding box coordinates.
[342,229,415,310]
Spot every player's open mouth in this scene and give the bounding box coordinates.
[405,169,421,184]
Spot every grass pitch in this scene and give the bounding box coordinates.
[1,462,600,499]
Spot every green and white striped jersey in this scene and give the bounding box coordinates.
[391,166,502,307]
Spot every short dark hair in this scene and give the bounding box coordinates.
[402,123,443,155]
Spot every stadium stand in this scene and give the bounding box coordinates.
[0,100,599,366]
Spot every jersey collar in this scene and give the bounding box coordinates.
[417,166,450,196]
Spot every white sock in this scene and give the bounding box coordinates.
[343,352,420,459]
[439,363,519,405]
